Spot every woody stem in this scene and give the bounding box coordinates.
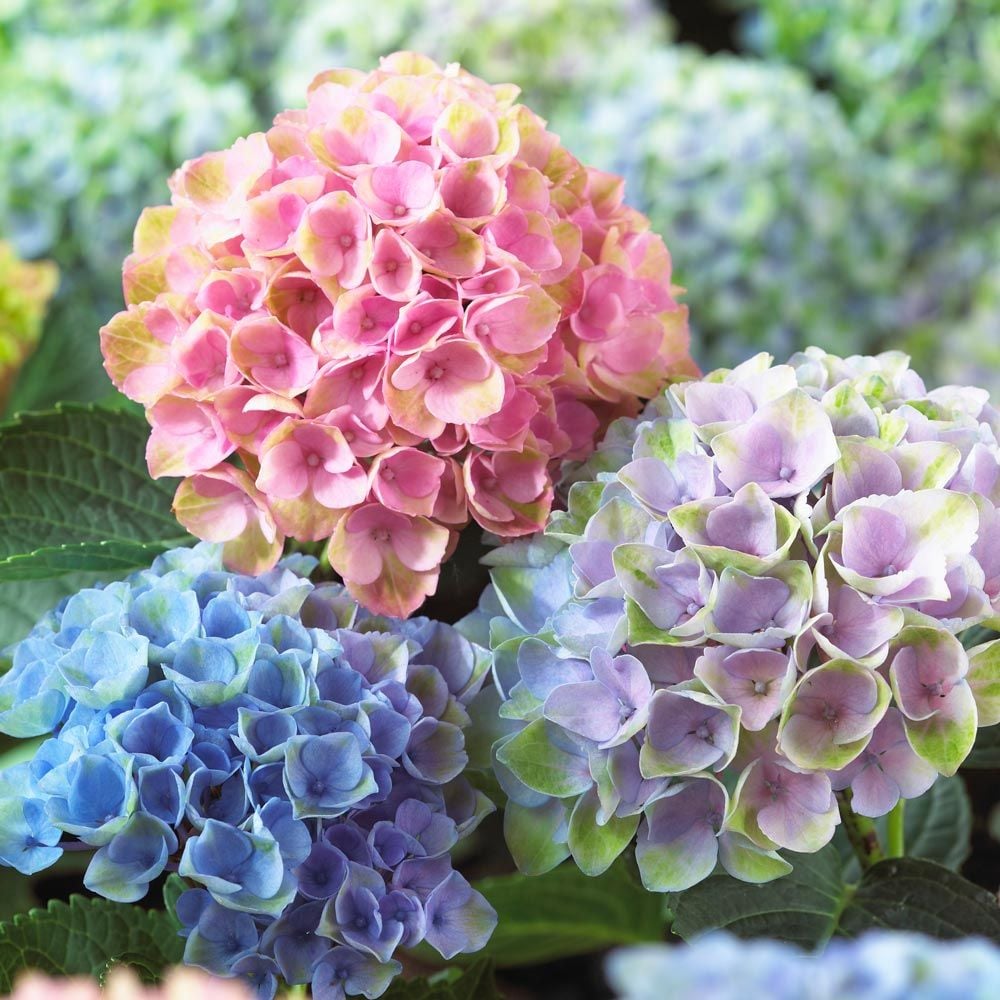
[836,789,884,870]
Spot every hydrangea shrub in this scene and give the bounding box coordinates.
[271,0,670,122]
[731,0,1000,394]
[737,0,1000,178]
[0,543,496,998]
[557,46,902,367]
[607,932,1000,1000]
[477,348,1000,891]
[0,29,254,283]
[100,51,694,617]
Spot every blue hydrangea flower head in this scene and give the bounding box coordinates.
[0,542,495,998]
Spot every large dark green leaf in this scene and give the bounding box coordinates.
[837,858,1000,939]
[472,859,666,966]
[671,849,1000,947]
[671,845,845,948]
[0,896,185,988]
[383,960,501,1000]
[0,404,191,580]
[0,572,109,649]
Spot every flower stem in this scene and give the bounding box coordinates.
[836,790,883,870]
[885,799,905,859]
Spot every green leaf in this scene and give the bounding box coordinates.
[0,404,192,580]
[0,572,110,650]
[836,858,1000,940]
[671,844,845,948]
[472,859,666,966]
[0,895,185,989]
[382,960,501,1000]
[836,777,972,881]
[671,848,1000,947]
[5,298,119,417]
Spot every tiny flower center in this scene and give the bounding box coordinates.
[685,602,700,618]
[393,204,407,217]
[409,321,423,335]
[482,475,498,490]
[428,365,445,380]
[882,564,898,577]
[778,465,793,481]
[272,352,288,368]
[340,234,354,248]
[350,367,365,380]
[381,467,396,481]
[360,316,375,330]
[384,260,399,273]
[695,723,713,743]
[342,430,355,442]
[484,280,496,292]
[305,453,320,468]
[753,679,768,695]
[822,702,838,724]
[373,528,391,543]
[476,323,490,337]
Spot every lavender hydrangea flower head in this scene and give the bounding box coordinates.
[0,543,495,998]
[470,348,1000,891]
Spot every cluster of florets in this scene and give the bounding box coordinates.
[100,51,694,618]
[606,932,1000,1000]
[0,544,496,999]
[473,348,1000,891]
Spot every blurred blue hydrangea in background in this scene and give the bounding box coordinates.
[607,932,1000,1000]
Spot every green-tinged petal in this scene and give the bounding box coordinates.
[902,683,979,776]
[495,718,594,798]
[967,639,1000,727]
[504,798,572,876]
[568,786,639,876]
[777,660,891,771]
[717,831,792,884]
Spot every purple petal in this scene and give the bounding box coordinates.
[704,484,778,555]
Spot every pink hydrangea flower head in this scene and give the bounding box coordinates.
[101,51,695,616]
[9,968,252,1000]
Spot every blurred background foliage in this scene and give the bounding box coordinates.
[0,0,997,413]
